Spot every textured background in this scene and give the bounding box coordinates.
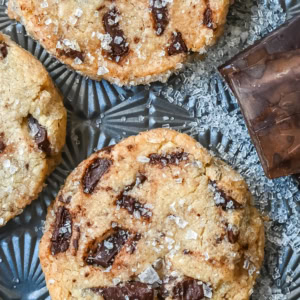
[0,0,299,299]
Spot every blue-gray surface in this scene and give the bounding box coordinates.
[0,0,299,299]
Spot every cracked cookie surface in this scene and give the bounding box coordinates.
[0,33,67,226]
[8,0,231,86]
[40,129,264,300]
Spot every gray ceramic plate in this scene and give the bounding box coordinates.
[0,0,299,299]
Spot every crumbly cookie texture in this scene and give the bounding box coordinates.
[40,128,264,300]
[0,33,67,226]
[8,0,231,86]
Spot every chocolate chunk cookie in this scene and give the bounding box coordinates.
[0,33,66,226]
[8,0,232,86]
[40,129,264,300]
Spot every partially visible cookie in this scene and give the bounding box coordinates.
[0,33,67,226]
[8,0,231,86]
[40,128,264,300]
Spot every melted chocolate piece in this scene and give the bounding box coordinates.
[168,32,188,56]
[91,281,154,300]
[0,133,5,153]
[0,141,5,153]
[103,8,129,62]
[149,151,188,166]
[116,173,151,219]
[210,181,242,210]
[136,173,147,185]
[0,42,8,59]
[58,195,72,204]
[97,5,105,12]
[157,286,169,300]
[215,235,224,244]
[173,278,211,300]
[203,8,214,29]
[85,228,129,268]
[116,195,152,219]
[57,48,84,61]
[219,15,300,179]
[150,0,169,36]
[73,237,79,251]
[227,228,239,244]
[28,116,51,156]
[51,207,72,255]
[73,226,81,252]
[159,276,178,299]
[124,173,147,191]
[82,158,112,194]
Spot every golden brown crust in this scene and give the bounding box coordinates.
[40,129,264,300]
[8,0,231,86]
[0,33,67,226]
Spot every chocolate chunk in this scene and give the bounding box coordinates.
[168,32,188,56]
[135,173,147,185]
[0,141,5,153]
[209,181,242,210]
[203,8,214,29]
[28,115,51,156]
[116,195,152,220]
[242,244,249,250]
[173,278,212,300]
[150,0,169,36]
[0,42,8,59]
[216,235,224,244]
[157,286,169,300]
[158,276,178,299]
[73,237,79,251]
[51,207,72,255]
[86,228,129,268]
[116,174,150,219]
[0,133,5,153]
[91,281,154,300]
[57,48,84,62]
[123,173,147,193]
[149,151,188,166]
[72,226,81,252]
[219,15,300,179]
[58,195,72,204]
[97,5,105,12]
[82,158,112,194]
[227,227,239,244]
[103,8,129,62]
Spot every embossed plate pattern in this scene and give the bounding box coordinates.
[0,0,299,299]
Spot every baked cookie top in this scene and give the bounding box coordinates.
[8,0,231,86]
[40,129,264,300]
[0,33,66,226]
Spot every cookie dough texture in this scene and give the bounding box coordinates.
[0,33,66,226]
[8,0,231,86]
[40,129,264,300]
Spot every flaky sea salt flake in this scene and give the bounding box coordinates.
[137,156,150,163]
[185,230,198,240]
[97,66,109,76]
[138,266,161,284]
